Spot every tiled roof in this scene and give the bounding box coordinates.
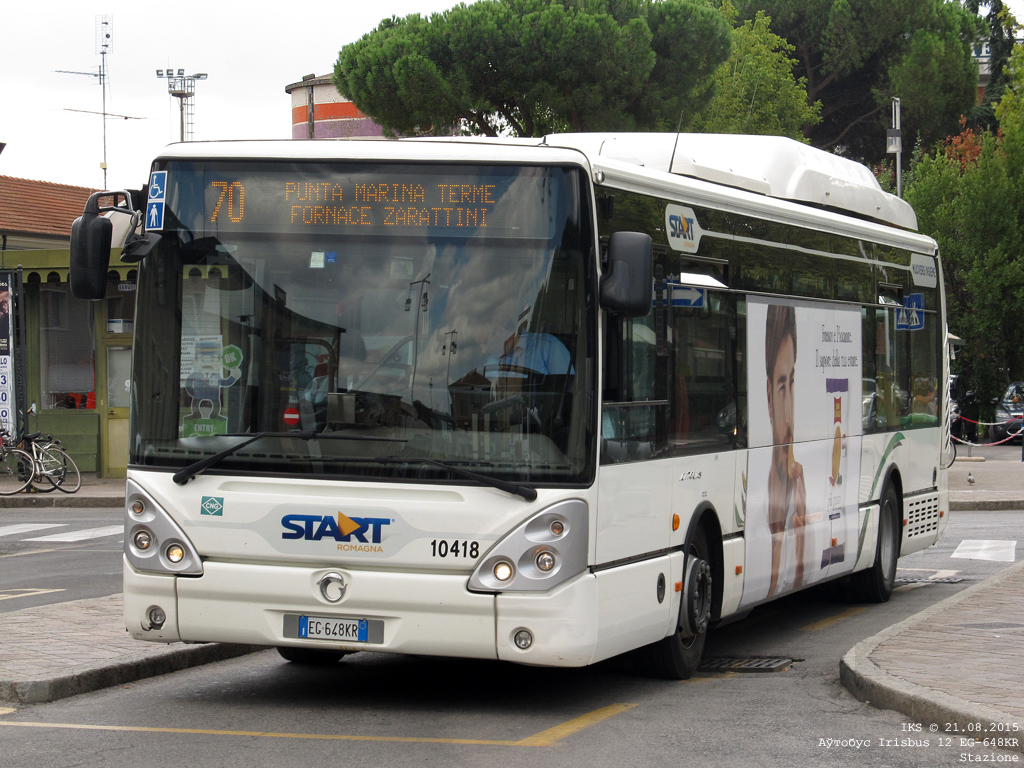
[0,175,98,240]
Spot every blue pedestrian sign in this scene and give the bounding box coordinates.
[146,171,167,231]
[896,293,924,331]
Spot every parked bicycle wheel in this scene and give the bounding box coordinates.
[52,448,81,493]
[0,448,34,495]
[31,445,66,493]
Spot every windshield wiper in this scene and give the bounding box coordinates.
[375,456,537,502]
[172,431,407,485]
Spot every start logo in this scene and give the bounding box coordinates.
[281,512,391,544]
[665,204,702,253]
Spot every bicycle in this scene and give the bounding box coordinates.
[20,431,81,494]
[0,431,34,495]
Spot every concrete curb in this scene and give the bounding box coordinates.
[841,560,1024,752]
[0,495,125,509]
[0,643,262,704]
[950,499,1024,511]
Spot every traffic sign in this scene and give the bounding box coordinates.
[670,284,706,308]
[146,171,167,231]
[896,293,924,331]
[283,407,300,426]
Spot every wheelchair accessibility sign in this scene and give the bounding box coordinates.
[146,171,167,231]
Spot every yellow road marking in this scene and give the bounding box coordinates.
[0,703,637,747]
[0,588,65,602]
[0,548,62,559]
[800,606,866,632]
[0,540,121,559]
[514,703,637,746]
[0,708,16,716]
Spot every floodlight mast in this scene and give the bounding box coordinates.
[155,70,208,142]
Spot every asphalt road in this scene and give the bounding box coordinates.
[0,507,122,613]
[0,506,1020,767]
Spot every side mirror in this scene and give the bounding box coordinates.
[600,231,653,318]
[70,192,115,299]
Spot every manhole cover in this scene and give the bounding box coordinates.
[954,622,1024,630]
[698,657,793,672]
[895,577,965,584]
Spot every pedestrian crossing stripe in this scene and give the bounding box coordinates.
[0,524,64,538]
[23,526,123,543]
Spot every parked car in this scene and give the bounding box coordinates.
[991,382,1024,443]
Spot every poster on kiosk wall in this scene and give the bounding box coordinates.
[740,297,863,608]
[0,271,17,440]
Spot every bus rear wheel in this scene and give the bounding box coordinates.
[276,646,348,665]
[640,526,713,680]
[849,483,900,603]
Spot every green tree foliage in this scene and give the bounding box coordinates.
[688,7,821,139]
[905,48,1024,403]
[964,0,1020,131]
[334,0,731,137]
[732,0,981,163]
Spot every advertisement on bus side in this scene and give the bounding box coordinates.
[740,297,863,606]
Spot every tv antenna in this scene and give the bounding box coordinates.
[56,15,141,187]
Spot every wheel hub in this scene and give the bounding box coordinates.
[680,556,712,638]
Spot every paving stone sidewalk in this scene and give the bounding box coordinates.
[842,560,1024,751]
[0,594,257,703]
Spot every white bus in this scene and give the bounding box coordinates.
[71,133,949,678]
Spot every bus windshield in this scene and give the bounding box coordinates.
[131,161,596,486]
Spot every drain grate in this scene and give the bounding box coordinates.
[698,656,793,672]
[955,622,1024,630]
[895,576,965,584]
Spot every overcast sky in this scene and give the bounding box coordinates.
[0,0,459,191]
[2,0,1022,192]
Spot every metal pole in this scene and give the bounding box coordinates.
[894,98,902,198]
[14,267,27,441]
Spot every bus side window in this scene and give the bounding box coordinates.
[668,291,738,455]
[601,314,668,464]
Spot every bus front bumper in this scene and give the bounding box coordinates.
[123,557,600,666]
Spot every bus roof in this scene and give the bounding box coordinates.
[153,133,918,232]
[543,133,916,230]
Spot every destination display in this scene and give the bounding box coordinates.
[157,162,563,239]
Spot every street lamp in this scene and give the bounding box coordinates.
[156,69,208,142]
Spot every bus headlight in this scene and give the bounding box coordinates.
[467,500,588,593]
[125,480,203,576]
[535,551,555,572]
[493,561,515,582]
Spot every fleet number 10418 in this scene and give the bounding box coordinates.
[430,540,479,558]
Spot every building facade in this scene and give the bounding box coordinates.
[284,74,383,139]
[0,175,137,476]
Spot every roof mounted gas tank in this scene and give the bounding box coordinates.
[546,133,916,230]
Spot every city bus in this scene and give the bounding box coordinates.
[70,133,949,679]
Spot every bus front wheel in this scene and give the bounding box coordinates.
[849,483,900,603]
[640,525,712,680]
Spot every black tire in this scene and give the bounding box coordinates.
[53,450,81,493]
[276,646,347,665]
[0,449,34,495]
[849,483,900,603]
[30,446,64,493]
[638,525,713,680]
